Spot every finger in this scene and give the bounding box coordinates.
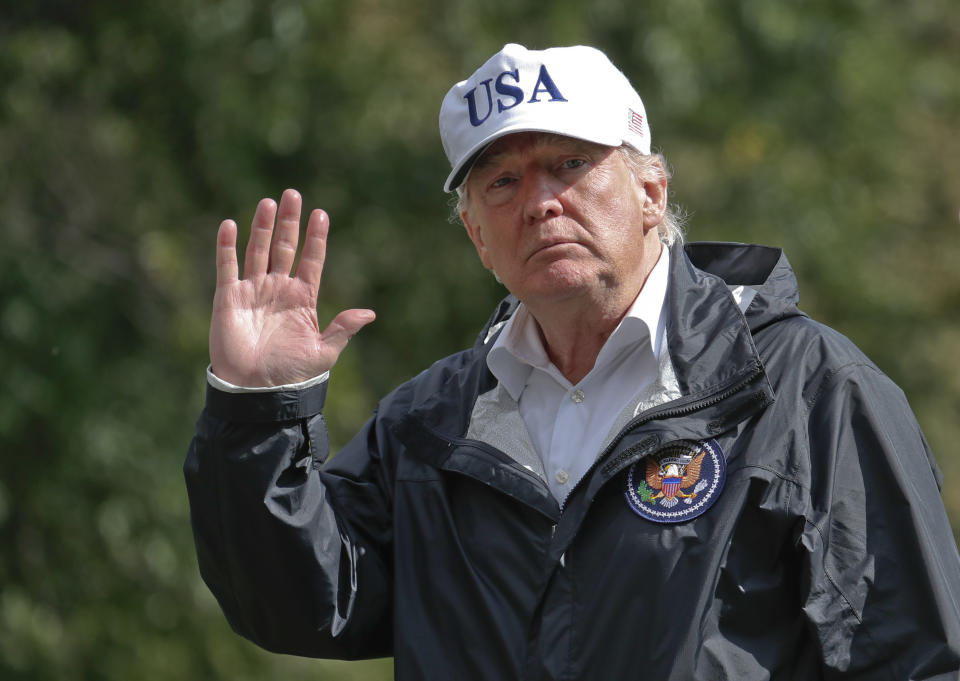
[296,208,330,291]
[216,220,239,287]
[243,198,278,277]
[320,308,376,355]
[269,188,302,275]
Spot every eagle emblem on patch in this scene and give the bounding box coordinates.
[624,439,726,523]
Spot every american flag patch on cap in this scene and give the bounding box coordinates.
[628,109,645,136]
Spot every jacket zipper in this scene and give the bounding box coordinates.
[558,361,764,513]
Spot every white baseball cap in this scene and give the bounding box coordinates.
[439,43,651,192]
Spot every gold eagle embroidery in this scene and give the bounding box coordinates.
[644,450,706,500]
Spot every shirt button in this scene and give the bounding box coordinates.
[571,389,585,404]
[556,470,570,484]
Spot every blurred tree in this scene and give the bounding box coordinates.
[1,0,957,679]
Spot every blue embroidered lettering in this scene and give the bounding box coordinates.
[464,78,494,127]
[528,65,567,103]
[495,69,523,113]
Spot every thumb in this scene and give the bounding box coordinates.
[320,308,376,354]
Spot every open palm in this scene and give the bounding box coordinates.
[209,189,375,387]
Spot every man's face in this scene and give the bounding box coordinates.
[460,132,664,309]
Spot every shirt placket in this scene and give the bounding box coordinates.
[547,382,592,500]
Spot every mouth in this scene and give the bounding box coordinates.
[527,237,580,261]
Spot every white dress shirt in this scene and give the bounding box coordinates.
[486,247,670,503]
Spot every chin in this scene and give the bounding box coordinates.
[511,265,594,303]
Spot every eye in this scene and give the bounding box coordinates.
[489,176,515,189]
[561,158,587,171]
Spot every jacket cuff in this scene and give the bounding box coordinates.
[204,380,328,423]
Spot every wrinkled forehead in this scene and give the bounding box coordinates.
[469,132,614,177]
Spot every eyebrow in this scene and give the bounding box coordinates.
[471,134,608,173]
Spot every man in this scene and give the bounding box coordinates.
[185,44,960,679]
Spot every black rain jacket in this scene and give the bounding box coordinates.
[185,242,960,680]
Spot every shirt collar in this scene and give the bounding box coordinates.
[487,245,671,400]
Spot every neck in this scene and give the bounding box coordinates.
[531,299,629,384]
[527,252,662,384]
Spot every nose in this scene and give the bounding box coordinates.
[522,169,564,224]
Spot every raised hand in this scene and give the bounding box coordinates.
[209,189,375,387]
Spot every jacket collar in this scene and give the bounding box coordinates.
[683,241,805,334]
[667,241,774,399]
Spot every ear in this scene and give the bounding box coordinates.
[461,208,494,270]
[639,175,668,233]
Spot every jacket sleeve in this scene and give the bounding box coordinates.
[799,361,960,680]
[183,380,393,659]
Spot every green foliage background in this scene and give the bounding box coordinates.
[1,1,958,678]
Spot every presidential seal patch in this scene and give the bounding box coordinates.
[624,439,726,523]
